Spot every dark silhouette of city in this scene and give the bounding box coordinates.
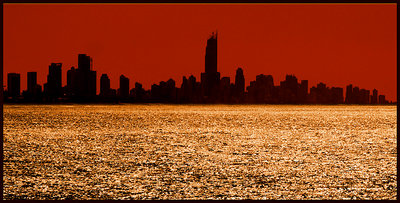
[3,32,394,105]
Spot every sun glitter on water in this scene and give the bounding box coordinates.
[3,104,397,200]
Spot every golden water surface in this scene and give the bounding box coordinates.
[3,104,397,200]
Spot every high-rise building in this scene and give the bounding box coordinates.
[353,86,360,104]
[100,74,111,96]
[119,75,129,98]
[371,89,378,104]
[331,87,344,104]
[67,54,96,100]
[78,54,92,72]
[66,67,78,97]
[205,32,217,74]
[78,54,96,98]
[360,89,370,104]
[26,71,41,100]
[345,84,353,104]
[27,72,37,94]
[279,75,299,103]
[219,77,231,103]
[246,74,274,103]
[131,82,145,102]
[7,73,20,97]
[299,80,308,103]
[44,63,62,98]
[201,32,220,98]
[234,67,245,97]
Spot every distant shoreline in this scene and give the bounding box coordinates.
[3,102,397,106]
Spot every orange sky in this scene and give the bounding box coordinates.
[3,3,397,101]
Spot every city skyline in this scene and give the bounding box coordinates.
[3,4,396,101]
[4,33,393,104]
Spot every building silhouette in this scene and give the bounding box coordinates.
[299,80,308,103]
[66,66,77,97]
[331,87,344,104]
[179,76,190,103]
[119,75,130,98]
[345,84,353,104]
[379,95,388,104]
[247,74,275,103]
[65,54,96,101]
[344,85,374,104]
[25,72,42,101]
[7,73,20,98]
[100,74,111,96]
[27,72,37,94]
[201,32,220,100]
[353,86,360,104]
[43,63,62,101]
[371,89,378,104]
[360,89,370,104]
[279,75,300,104]
[78,54,97,98]
[219,76,231,103]
[151,79,177,103]
[234,67,245,102]
[130,82,146,102]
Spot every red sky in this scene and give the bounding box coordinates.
[3,3,397,101]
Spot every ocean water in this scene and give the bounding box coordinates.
[2,104,397,200]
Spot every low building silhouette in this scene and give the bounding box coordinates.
[379,95,387,104]
[279,75,299,104]
[7,73,20,99]
[249,74,274,103]
[151,79,177,103]
[130,82,146,102]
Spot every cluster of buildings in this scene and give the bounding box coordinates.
[4,33,393,104]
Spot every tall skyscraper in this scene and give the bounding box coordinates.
[201,32,220,98]
[205,32,218,74]
[77,54,96,98]
[7,73,20,97]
